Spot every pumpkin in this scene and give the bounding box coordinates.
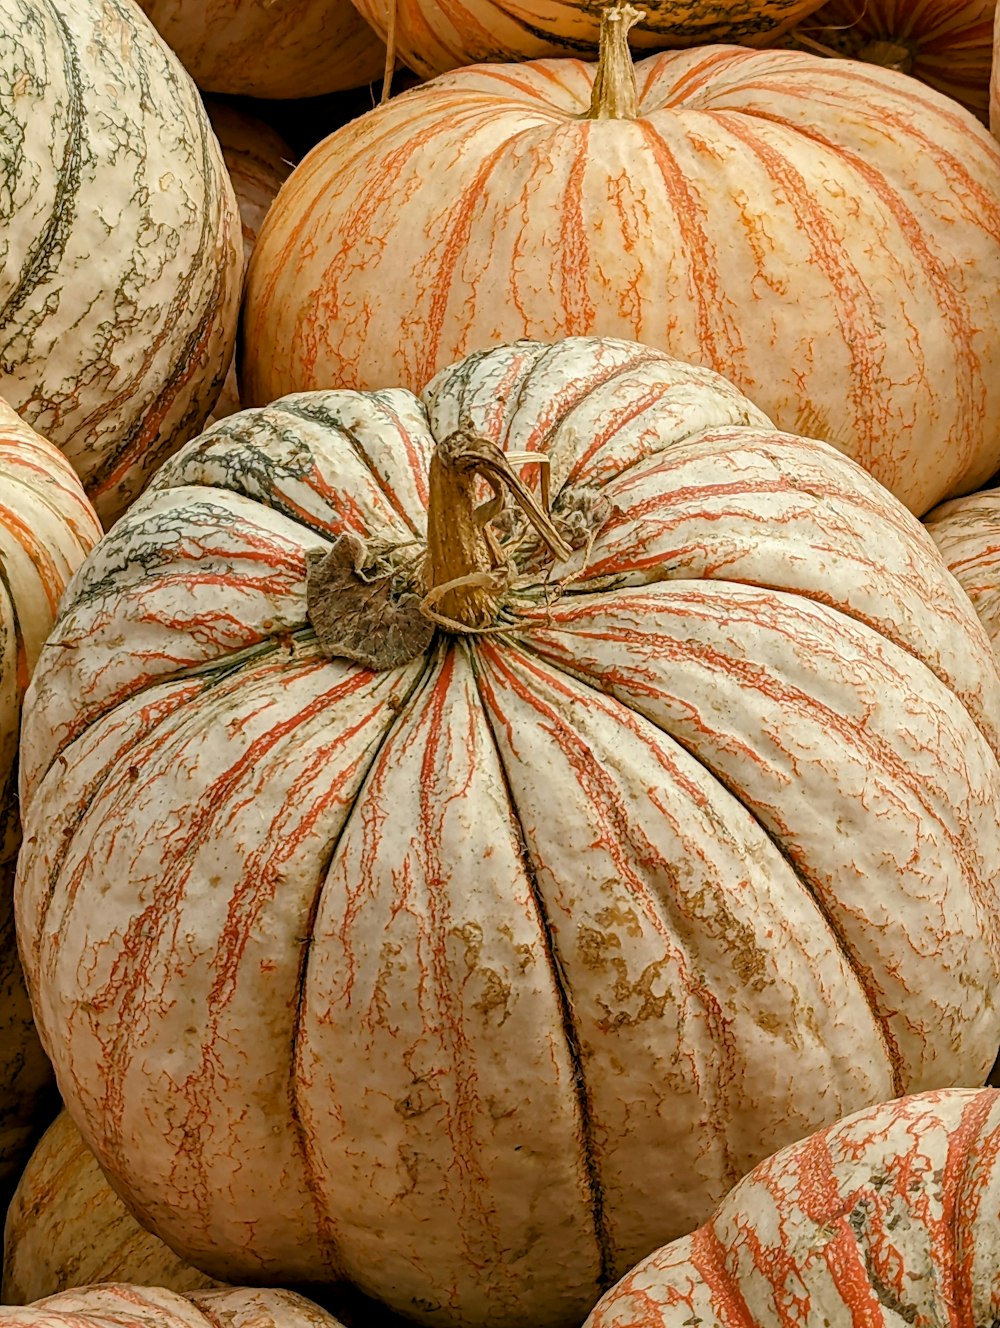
[0,400,102,1205]
[0,0,243,527]
[14,336,1000,1326]
[584,1087,1000,1326]
[346,0,826,79]
[785,1,997,124]
[203,100,294,423]
[135,0,386,99]
[924,487,1000,653]
[2,1112,220,1304]
[0,1286,344,1328]
[241,8,1000,518]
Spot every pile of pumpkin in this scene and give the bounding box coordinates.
[1,0,1000,1324]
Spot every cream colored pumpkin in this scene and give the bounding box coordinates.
[0,400,102,1204]
[0,1286,345,1328]
[136,0,386,98]
[14,336,1000,1327]
[924,487,1000,652]
[2,1112,220,1304]
[0,0,243,527]
[585,1088,1000,1327]
[242,18,1000,517]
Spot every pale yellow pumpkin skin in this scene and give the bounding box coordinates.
[348,0,825,78]
[136,0,386,98]
[0,400,102,1204]
[2,1112,220,1304]
[242,46,1000,518]
[14,337,1000,1328]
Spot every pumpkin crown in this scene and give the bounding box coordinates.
[585,2,645,121]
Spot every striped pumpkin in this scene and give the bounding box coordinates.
[585,1088,1000,1327]
[136,0,386,98]
[15,337,1000,1327]
[203,100,294,422]
[3,1112,219,1304]
[347,0,826,78]
[924,487,1000,653]
[0,0,243,526]
[1,1286,345,1328]
[786,1,997,124]
[0,400,102,1205]
[241,10,1000,518]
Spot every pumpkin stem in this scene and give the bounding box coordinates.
[856,39,913,74]
[585,2,645,122]
[423,431,572,629]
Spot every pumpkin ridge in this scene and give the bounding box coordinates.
[0,2,85,329]
[468,640,617,1294]
[285,649,442,1256]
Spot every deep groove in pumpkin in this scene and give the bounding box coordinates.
[469,640,618,1295]
[508,620,905,1098]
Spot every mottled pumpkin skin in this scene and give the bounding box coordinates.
[1,1285,344,1328]
[2,1112,220,1304]
[242,47,1000,518]
[924,488,1000,653]
[585,1088,1000,1327]
[788,1,996,123]
[15,338,1000,1328]
[347,0,825,78]
[0,400,101,1205]
[992,1,1000,133]
[136,0,386,97]
[0,0,243,526]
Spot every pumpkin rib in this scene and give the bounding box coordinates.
[0,5,85,326]
[514,615,902,1091]
[286,646,441,1260]
[469,643,617,1291]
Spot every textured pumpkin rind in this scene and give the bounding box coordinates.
[925,487,1000,653]
[992,0,1000,134]
[0,399,101,1202]
[0,1284,347,1328]
[241,47,1000,517]
[788,0,997,123]
[15,338,1000,1327]
[584,1087,1000,1326]
[347,0,826,78]
[2,1110,221,1304]
[136,0,386,98]
[0,0,244,526]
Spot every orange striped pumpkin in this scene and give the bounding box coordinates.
[203,100,294,422]
[585,1088,1000,1327]
[1,0,243,527]
[786,0,997,124]
[924,487,1000,653]
[136,0,386,98]
[1,1286,344,1328]
[242,12,1000,517]
[348,0,826,78]
[3,1112,220,1304]
[15,337,1000,1327]
[0,400,102,1205]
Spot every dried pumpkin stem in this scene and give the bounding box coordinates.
[424,431,572,630]
[585,1,645,121]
